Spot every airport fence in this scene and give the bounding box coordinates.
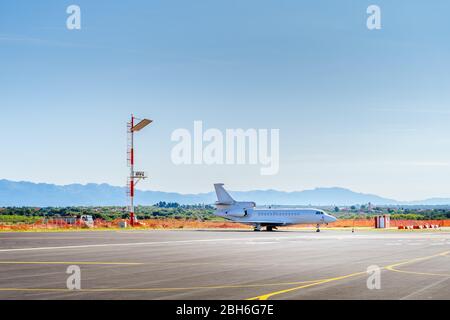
[0,218,249,231]
[325,219,450,228]
[1,218,450,231]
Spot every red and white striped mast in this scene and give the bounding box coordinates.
[127,114,152,226]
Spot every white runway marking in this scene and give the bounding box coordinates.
[400,277,449,300]
[0,233,448,253]
[0,238,252,253]
[0,236,307,252]
[244,242,279,245]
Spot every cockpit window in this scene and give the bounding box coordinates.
[316,211,323,215]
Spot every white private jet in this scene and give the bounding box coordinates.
[214,184,337,232]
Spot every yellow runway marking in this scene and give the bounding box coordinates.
[0,280,321,293]
[385,251,450,277]
[387,269,450,278]
[248,250,450,300]
[247,272,366,300]
[1,251,449,297]
[0,261,143,266]
[385,250,449,270]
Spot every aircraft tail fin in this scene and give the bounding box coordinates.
[214,183,235,205]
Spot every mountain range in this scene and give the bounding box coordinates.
[1,179,449,207]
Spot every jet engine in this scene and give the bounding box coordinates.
[236,201,256,209]
[224,208,247,217]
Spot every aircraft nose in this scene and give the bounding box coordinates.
[326,215,337,223]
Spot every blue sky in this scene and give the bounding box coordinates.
[1,0,450,200]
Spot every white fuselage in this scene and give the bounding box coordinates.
[215,207,337,226]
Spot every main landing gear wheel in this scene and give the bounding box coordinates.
[267,226,273,232]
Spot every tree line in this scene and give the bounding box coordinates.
[1,205,450,224]
[0,204,217,222]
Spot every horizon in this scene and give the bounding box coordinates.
[3,178,450,204]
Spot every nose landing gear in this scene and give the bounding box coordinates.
[316,224,321,232]
[254,224,262,232]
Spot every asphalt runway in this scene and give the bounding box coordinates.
[0,229,449,300]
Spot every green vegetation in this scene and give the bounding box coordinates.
[0,215,42,224]
[333,207,450,220]
[0,203,218,224]
[1,204,449,225]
